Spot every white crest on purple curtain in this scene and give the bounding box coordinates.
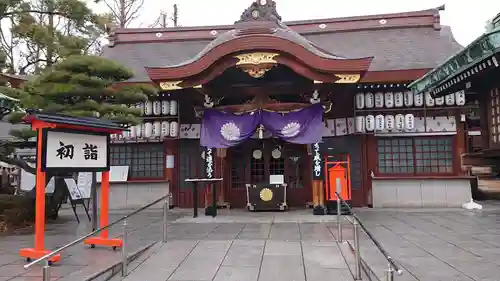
[261,104,324,144]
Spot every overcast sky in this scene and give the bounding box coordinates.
[89,0,499,46]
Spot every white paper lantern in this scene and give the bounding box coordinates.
[153,121,161,137]
[385,115,395,130]
[136,124,143,138]
[403,91,413,107]
[394,92,403,107]
[355,93,365,109]
[374,92,384,108]
[169,121,179,137]
[161,121,169,137]
[136,103,145,116]
[130,125,136,138]
[384,92,394,108]
[153,101,162,116]
[445,94,455,106]
[365,115,375,131]
[395,114,405,131]
[425,93,435,107]
[455,90,466,106]
[414,93,424,106]
[365,93,374,108]
[404,114,415,131]
[161,100,170,115]
[355,116,365,133]
[144,101,153,116]
[375,114,385,131]
[144,122,153,138]
[169,100,178,115]
[122,130,129,139]
[435,96,445,106]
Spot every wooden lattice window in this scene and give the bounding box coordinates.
[110,144,165,180]
[489,88,500,144]
[250,151,265,183]
[377,137,454,175]
[269,154,285,175]
[230,146,247,188]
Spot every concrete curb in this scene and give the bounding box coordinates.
[70,241,158,281]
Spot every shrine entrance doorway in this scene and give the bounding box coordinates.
[225,139,311,208]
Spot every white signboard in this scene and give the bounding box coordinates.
[96,166,129,183]
[43,130,108,171]
[269,175,284,185]
[76,172,93,199]
[20,166,55,193]
[64,178,87,200]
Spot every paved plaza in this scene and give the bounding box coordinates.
[1,202,500,280]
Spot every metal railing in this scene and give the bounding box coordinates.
[24,193,172,281]
[335,192,403,281]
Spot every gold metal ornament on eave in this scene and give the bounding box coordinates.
[234,52,279,78]
[159,81,183,91]
[334,74,361,84]
[234,52,279,65]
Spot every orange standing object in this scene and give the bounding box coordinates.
[84,171,123,249]
[19,128,61,263]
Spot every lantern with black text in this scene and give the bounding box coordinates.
[355,93,365,109]
[384,92,394,108]
[365,93,374,108]
[394,92,403,107]
[414,93,424,106]
[403,91,413,107]
[445,94,455,106]
[374,92,384,108]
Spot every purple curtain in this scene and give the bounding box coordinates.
[200,110,260,148]
[261,103,324,144]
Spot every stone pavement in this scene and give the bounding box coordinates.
[124,218,354,281]
[0,205,186,281]
[124,205,500,281]
[3,203,500,281]
[352,205,500,281]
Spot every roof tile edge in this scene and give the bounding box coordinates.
[108,6,443,44]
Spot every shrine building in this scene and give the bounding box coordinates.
[2,1,479,209]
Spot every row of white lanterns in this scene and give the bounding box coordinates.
[110,121,179,140]
[134,100,178,116]
[355,91,466,109]
[355,114,415,132]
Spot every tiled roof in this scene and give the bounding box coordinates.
[101,8,463,83]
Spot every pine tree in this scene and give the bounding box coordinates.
[2,0,111,74]
[0,55,157,171]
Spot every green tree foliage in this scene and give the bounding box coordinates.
[0,55,157,171]
[1,0,112,74]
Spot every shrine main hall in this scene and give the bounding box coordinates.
[75,1,474,209]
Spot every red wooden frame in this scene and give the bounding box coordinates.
[324,154,352,201]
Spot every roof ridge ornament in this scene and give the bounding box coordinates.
[236,0,282,24]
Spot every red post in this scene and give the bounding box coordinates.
[100,171,110,238]
[19,128,61,263]
[84,170,123,249]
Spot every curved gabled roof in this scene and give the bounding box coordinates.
[144,0,373,81]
